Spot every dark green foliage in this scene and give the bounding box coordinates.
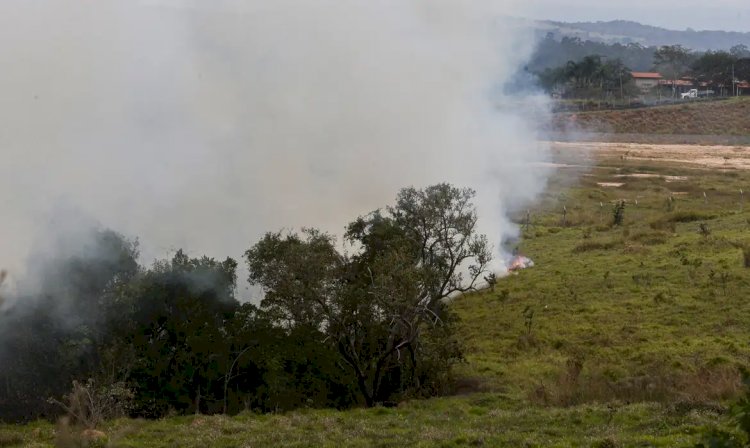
[668,211,718,223]
[651,211,718,231]
[528,34,656,74]
[534,37,750,102]
[245,184,487,407]
[483,272,497,291]
[522,306,534,336]
[121,251,240,416]
[0,183,483,422]
[535,54,636,100]
[0,239,264,421]
[653,45,692,96]
[0,229,140,422]
[691,51,750,95]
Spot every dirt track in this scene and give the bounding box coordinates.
[550,141,750,170]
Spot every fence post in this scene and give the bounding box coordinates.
[741,189,745,212]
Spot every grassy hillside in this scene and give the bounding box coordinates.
[5,150,750,446]
[553,97,750,136]
[455,156,750,404]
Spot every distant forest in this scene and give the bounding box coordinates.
[528,34,657,73]
[527,34,750,103]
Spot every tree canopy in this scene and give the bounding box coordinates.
[0,183,487,421]
[246,183,489,406]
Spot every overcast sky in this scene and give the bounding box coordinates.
[527,0,750,33]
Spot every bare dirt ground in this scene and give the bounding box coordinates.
[549,141,750,170]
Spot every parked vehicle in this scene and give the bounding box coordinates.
[681,89,698,99]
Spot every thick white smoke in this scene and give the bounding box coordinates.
[0,1,551,299]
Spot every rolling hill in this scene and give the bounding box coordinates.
[535,19,750,51]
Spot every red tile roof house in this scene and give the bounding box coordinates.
[631,72,663,94]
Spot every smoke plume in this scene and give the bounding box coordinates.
[0,1,551,300]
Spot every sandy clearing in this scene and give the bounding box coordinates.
[548,141,750,170]
[613,174,689,181]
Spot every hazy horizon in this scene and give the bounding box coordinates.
[528,0,750,33]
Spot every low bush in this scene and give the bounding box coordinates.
[650,211,716,231]
[665,211,717,223]
[612,200,626,226]
[49,379,133,430]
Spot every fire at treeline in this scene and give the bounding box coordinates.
[0,183,531,422]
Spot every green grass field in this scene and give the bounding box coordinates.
[4,148,750,446]
[0,399,732,447]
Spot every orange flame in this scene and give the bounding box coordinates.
[508,255,534,272]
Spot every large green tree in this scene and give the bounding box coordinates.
[536,55,635,100]
[691,51,750,95]
[122,250,239,416]
[691,51,735,92]
[246,184,489,406]
[654,45,693,97]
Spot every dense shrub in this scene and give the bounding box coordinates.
[664,211,718,223]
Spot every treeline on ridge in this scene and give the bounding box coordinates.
[531,36,750,101]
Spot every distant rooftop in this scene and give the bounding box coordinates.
[632,72,663,79]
